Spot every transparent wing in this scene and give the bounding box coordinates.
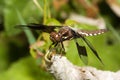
[75,40,88,64]
[15,23,63,33]
[81,36,103,64]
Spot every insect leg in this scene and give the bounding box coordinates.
[49,42,55,49]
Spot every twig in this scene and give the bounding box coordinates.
[45,55,120,80]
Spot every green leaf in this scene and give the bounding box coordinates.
[45,18,61,25]
[4,0,30,36]
[4,0,44,36]
[0,33,9,72]
[0,57,53,80]
[65,19,98,30]
[16,9,36,45]
[4,7,22,36]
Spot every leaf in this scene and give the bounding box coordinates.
[4,0,30,36]
[45,18,61,25]
[4,8,22,36]
[65,19,98,30]
[16,9,36,45]
[0,57,53,80]
[4,0,44,36]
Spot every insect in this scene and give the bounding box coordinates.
[17,23,107,64]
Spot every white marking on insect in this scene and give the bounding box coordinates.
[63,36,67,39]
[82,33,88,36]
[89,34,93,36]
[98,33,101,34]
[94,33,97,35]
[56,35,58,38]
[101,31,104,33]
[79,32,85,35]
[85,33,89,36]
[81,32,85,34]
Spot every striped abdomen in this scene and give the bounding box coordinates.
[77,29,107,37]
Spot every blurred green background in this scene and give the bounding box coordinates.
[0,0,120,80]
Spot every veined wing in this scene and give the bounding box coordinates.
[71,30,88,64]
[81,36,103,64]
[75,40,88,64]
[16,23,63,33]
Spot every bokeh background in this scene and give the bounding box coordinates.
[0,0,120,80]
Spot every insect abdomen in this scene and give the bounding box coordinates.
[78,29,107,36]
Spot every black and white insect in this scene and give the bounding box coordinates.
[17,23,107,64]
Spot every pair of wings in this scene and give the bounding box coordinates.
[75,36,103,64]
[17,23,105,64]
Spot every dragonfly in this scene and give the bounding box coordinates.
[17,23,107,64]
